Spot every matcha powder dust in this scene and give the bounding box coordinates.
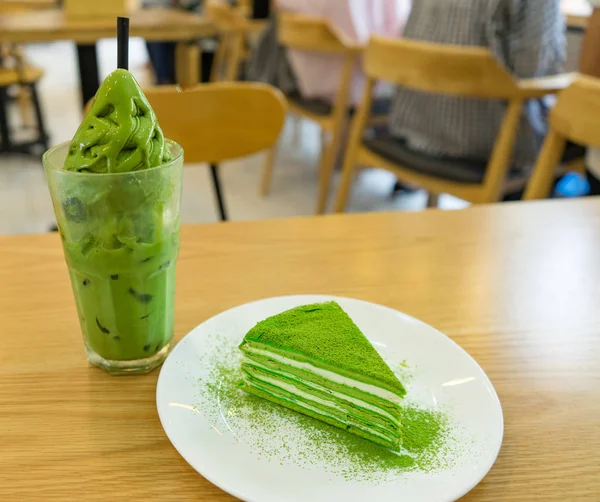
[194,335,468,484]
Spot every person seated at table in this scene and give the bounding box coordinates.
[247,0,411,105]
[388,0,566,185]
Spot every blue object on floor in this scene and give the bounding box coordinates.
[554,173,590,198]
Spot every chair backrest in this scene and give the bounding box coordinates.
[550,75,600,148]
[143,82,287,164]
[525,75,600,200]
[277,12,357,54]
[364,36,519,99]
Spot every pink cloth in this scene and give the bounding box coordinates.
[277,0,411,104]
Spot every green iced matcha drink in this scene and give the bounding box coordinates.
[44,69,184,374]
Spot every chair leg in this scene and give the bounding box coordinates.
[523,131,566,201]
[426,192,439,208]
[29,83,49,150]
[333,152,358,214]
[209,163,228,221]
[260,144,278,197]
[17,86,33,129]
[318,128,325,160]
[316,123,346,215]
[332,77,374,213]
[315,144,333,214]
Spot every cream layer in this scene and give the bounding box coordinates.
[242,357,400,425]
[242,345,403,404]
[244,379,396,444]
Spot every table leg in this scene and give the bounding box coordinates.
[30,83,49,151]
[76,43,100,109]
[209,163,228,221]
[426,193,439,208]
[175,41,200,88]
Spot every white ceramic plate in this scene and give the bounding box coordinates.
[157,295,503,502]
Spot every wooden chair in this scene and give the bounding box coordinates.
[0,47,48,153]
[206,0,247,82]
[333,36,576,212]
[143,82,287,221]
[0,0,54,130]
[524,75,600,200]
[2,44,39,126]
[206,0,267,82]
[260,12,362,214]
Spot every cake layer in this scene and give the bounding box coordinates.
[241,342,404,408]
[242,379,401,450]
[242,360,400,429]
[241,349,402,417]
[242,367,401,440]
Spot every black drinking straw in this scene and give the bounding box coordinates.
[117,17,130,70]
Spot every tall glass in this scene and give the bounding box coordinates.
[44,141,184,375]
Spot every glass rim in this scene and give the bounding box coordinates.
[42,139,183,177]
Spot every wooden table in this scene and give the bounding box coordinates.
[0,7,215,105]
[1,199,600,500]
[563,0,593,30]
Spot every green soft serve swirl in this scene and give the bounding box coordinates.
[64,69,172,173]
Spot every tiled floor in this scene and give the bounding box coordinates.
[13,37,575,236]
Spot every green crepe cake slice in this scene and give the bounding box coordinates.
[239,301,406,450]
